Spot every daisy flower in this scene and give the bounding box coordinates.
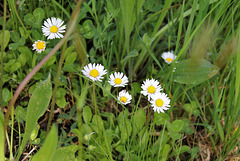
[108,72,128,87]
[141,78,163,100]
[32,40,46,53]
[117,90,132,105]
[82,63,107,82]
[161,51,177,64]
[150,92,170,113]
[42,17,66,39]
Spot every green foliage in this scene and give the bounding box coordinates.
[0,111,4,161]
[24,8,45,28]
[16,76,52,160]
[173,58,220,85]
[31,125,58,161]
[1,0,240,160]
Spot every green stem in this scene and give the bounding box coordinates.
[0,0,6,113]
[46,42,67,133]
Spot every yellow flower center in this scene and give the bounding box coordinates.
[114,78,122,84]
[120,96,127,103]
[156,99,164,107]
[50,26,58,33]
[147,86,156,94]
[36,41,45,49]
[90,69,99,78]
[166,58,173,63]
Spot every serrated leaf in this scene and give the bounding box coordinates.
[31,125,58,161]
[173,58,219,84]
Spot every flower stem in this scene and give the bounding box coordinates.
[46,42,67,133]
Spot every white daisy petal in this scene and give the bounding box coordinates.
[32,40,46,53]
[81,63,107,82]
[117,90,132,105]
[141,78,163,100]
[108,72,129,87]
[150,92,171,113]
[161,51,177,64]
[42,17,66,39]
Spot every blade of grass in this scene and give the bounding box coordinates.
[0,0,6,112]
[52,0,70,18]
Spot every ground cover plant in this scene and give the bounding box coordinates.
[0,0,240,160]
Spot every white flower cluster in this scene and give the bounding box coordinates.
[33,17,66,53]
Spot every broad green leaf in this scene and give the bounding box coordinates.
[44,55,56,67]
[0,30,10,50]
[169,132,181,140]
[19,27,31,39]
[56,88,66,97]
[91,115,104,132]
[52,145,78,161]
[154,113,169,125]
[32,29,42,40]
[10,62,21,73]
[11,30,20,42]
[30,138,41,145]
[18,46,32,67]
[15,106,26,122]
[170,145,191,156]
[30,125,40,140]
[80,20,95,39]
[0,111,4,161]
[170,120,184,133]
[133,108,146,131]
[31,125,58,161]
[83,106,92,124]
[65,52,77,66]
[115,145,125,154]
[19,52,27,66]
[16,76,52,160]
[2,88,11,102]
[173,58,219,85]
[56,96,67,108]
[81,124,93,136]
[9,37,26,50]
[160,144,171,161]
[64,46,75,59]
